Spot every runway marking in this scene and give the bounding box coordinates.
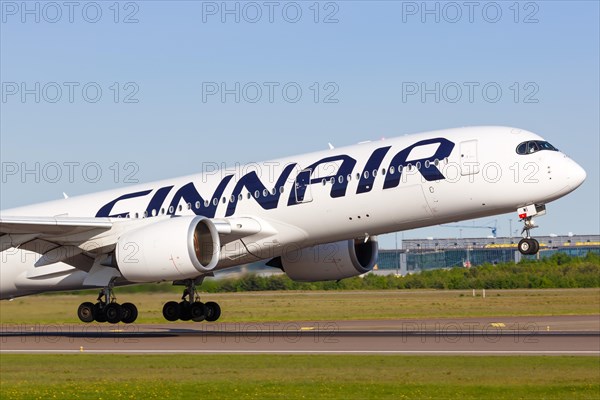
[2,350,599,355]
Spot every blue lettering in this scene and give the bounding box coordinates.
[288,155,356,205]
[95,190,152,217]
[225,164,297,217]
[357,146,391,194]
[167,176,233,218]
[383,138,455,189]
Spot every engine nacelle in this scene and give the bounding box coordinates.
[279,237,378,282]
[115,216,220,282]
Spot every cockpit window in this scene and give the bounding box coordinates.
[516,140,559,155]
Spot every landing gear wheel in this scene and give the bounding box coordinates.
[77,302,95,323]
[105,303,123,324]
[190,302,206,322]
[518,238,540,255]
[93,302,107,323]
[162,301,180,321]
[530,238,540,254]
[120,302,138,324]
[518,238,532,255]
[204,301,221,322]
[179,301,192,321]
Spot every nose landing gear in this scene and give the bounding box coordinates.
[517,204,546,255]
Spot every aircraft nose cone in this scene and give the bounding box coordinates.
[570,161,586,189]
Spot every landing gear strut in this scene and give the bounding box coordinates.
[518,215,540,256]
[162,279,221,323]
[77,283,138,324]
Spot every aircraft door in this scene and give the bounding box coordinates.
[460,140,480,175]
[294,169,313,203]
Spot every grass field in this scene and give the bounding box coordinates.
[1,354,599,400]
[1,288,599,324]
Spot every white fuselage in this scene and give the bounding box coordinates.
[0,126,587,298]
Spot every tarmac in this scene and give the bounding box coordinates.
[1,315,598,355]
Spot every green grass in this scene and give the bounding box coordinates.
[1,289,599,324]
[0,355,598,399]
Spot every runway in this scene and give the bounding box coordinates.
[2,315,598,355]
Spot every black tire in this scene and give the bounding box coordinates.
[179,301,192,321]
[191,302,206,322]
[530,239,540,254]
[518,238,531,255]
[204,301,221,322]
[77,302,95,323]
[121,302,138,324]
[105,303,123,324]
[94,302,107,323]
[162,301,180,322]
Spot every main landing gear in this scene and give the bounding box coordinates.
[77,285,138,324]
[162,279,221,323]
[517,205,544,255]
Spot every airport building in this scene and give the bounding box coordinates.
[376,234,600,276]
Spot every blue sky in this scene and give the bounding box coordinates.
[1,1,598,247]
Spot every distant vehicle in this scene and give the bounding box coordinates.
[0,126,586,323]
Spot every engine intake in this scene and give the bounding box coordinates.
[115,216,220,282]
[276,237,378,282]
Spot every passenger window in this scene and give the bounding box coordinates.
[389,166,395,175]
[204,200,210,207]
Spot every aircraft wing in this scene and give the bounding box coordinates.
[0,215,113,236]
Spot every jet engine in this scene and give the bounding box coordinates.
[115,216,220,282]
[273,237,378,282]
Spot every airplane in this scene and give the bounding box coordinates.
[0,126,587,324]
